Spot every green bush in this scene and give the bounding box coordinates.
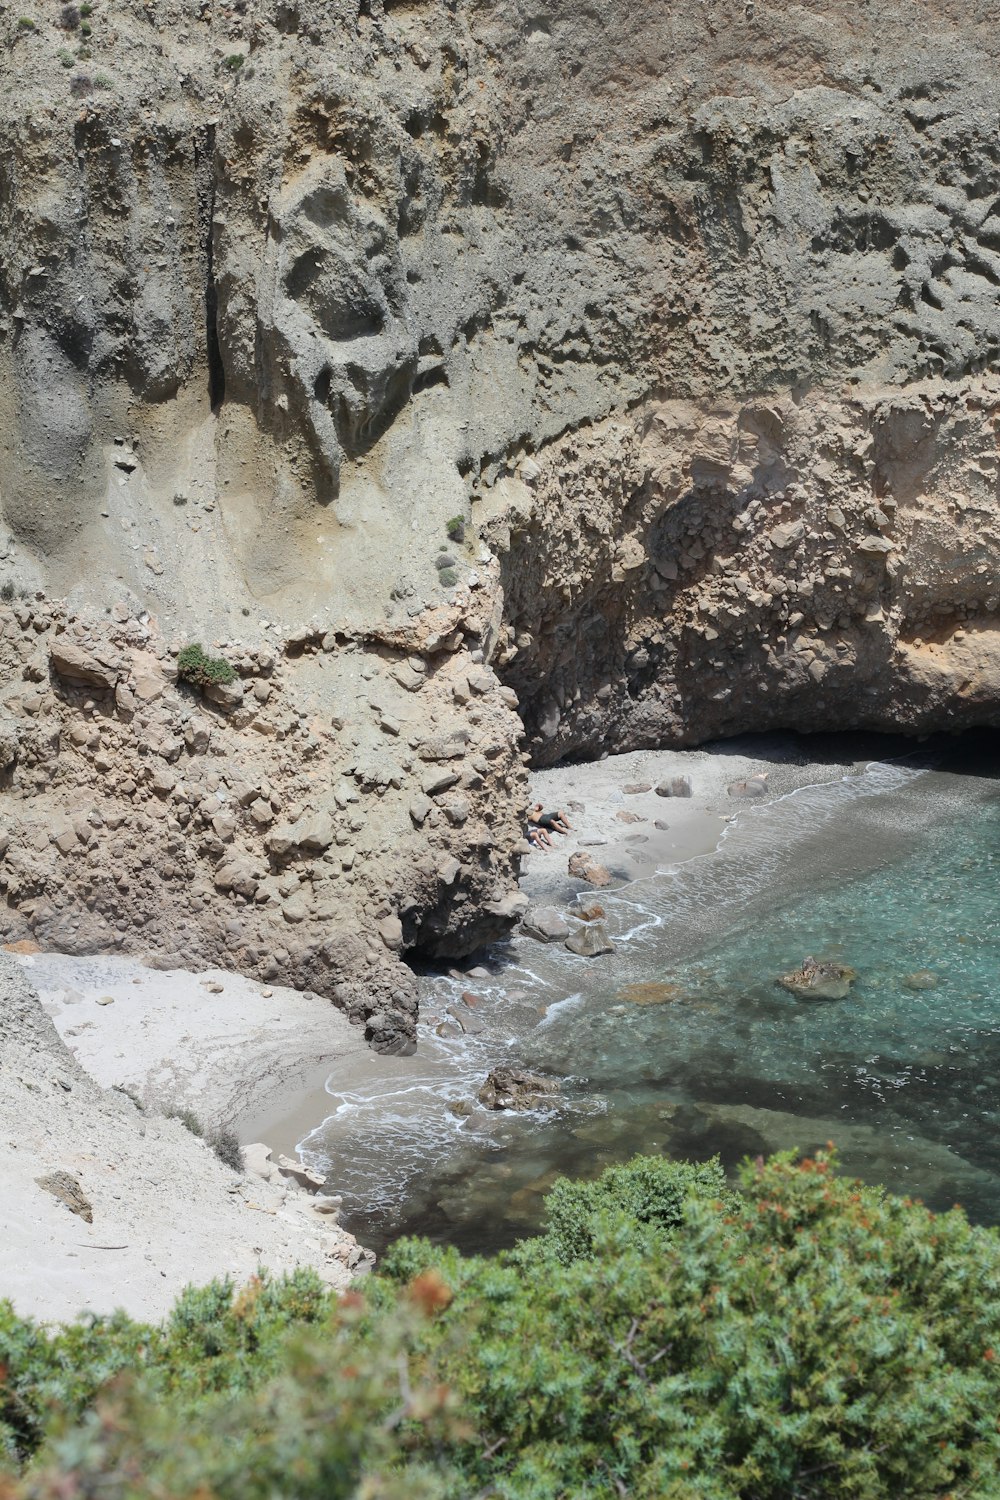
[224,52,244,70]
[437,567,458,588]
[166,1108,245,1173]
[445,515,465,543]
[0,1269,333,1471]
[176,643,237,691]
[7,1151,1000,1498]
[16,17,35,30]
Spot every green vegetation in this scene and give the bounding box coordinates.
[5,1149,1000,1497]
[224,52,245,71]
[167,1107,246,1173]
[0,583,14,603]
[57,48,74,67]
[437,567,458,587]
[16,17,35,30]
[176,642,238,691]
[445,515,465,544]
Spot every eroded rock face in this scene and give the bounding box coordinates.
[0,594,526,1051]
[3,0,1000,1028]
[490,383,1000,761]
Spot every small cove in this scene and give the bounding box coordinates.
[284,734,1000,1256]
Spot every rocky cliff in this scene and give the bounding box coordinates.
[2,0,1000,1038]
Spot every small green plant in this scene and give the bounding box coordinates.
[168,1108,244,1173]
[445,515,465,543]
[79,19,91,33]
[438,567,458,587]
[93,70,111,86]
[167,1106,203,1138]
[205,1126,245,1174]
[176,643,237,691]
[224,52,245,70]
[16,16,35,29]
[0,582,14,603]
[58,47,74,65]
[79,2,93,14]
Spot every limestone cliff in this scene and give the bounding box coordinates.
[2,0,1000,1037]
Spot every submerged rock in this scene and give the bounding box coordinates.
[777,956,856,1001]
[902,969,940,991]
[617,981,685,1006]
[478,1068,561,1111]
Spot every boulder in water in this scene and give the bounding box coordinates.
[777,956,856,1001]
[478,1067,561,1111]
[521,905,572,943]
[565,920,614,957]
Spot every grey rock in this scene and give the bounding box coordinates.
[656,778,692,799]
[521,905,572,943]
[565,921,614,957]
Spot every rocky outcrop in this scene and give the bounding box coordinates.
[3,0,1000,1025]
[489,383,1000,761]
[0,590,526,1052]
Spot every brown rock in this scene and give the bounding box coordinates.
[36,1171,93,1223]
[50,640,119,692]
[565,921,614,957]
[478,1067,560,1111]
[568,851,612,887]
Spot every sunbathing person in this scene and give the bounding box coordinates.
[526,820,553,850]
[528,802,573,836]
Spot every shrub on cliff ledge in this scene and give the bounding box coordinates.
[176,643,237,691]
[5,1150,1000,1497]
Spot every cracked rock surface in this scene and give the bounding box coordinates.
[2,0,1000,1036]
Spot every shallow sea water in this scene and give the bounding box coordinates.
[297,737,1000,1256]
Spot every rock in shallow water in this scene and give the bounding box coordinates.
[478,1068,561,1111]
[565,921,614,957]
[902,969,940,991]
[776,956,857,1001]
[616,981,685,1006]
[521,905,572,943]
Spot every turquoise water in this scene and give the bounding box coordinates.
[298,743,1000,1254]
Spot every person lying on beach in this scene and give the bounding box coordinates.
[528,802,573,836]
[526,822,553,850]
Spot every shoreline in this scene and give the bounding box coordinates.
[2,731,923,1322]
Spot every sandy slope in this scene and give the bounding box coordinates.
[0,955,371,1324]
